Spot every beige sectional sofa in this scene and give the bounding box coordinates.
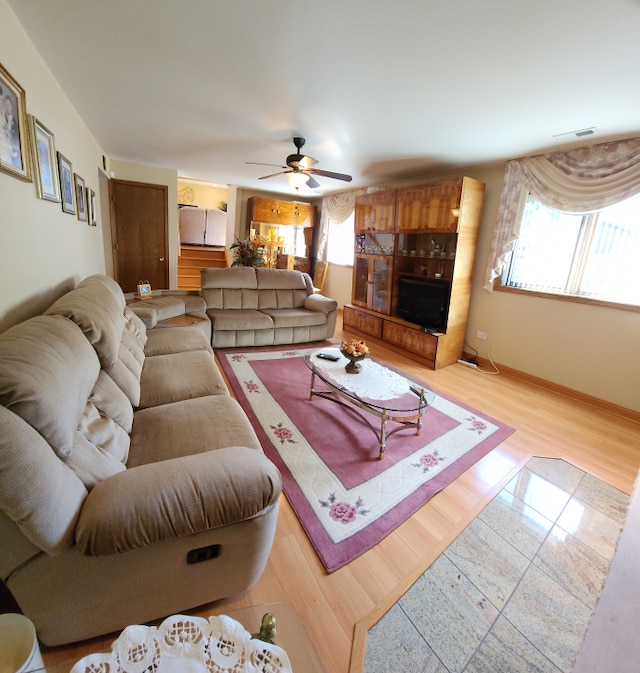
[0,275,282,646]
[200,267,338,348]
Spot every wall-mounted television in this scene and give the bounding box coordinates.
[397,276,451,333]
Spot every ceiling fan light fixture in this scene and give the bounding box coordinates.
[287,172,309,189]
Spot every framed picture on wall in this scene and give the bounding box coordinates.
[57,151,75,214]
[74,173,87,221]
[0,63,32,182]
[88,188,97,226]
[29,115,60,202]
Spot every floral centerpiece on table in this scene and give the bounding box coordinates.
[340,338,370,373]
[230,237,266,267]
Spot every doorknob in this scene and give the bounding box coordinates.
[158,257,165,262]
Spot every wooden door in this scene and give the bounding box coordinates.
[110,179,168,293]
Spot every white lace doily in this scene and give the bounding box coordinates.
[70,614,292,673]
[312,348,420,401]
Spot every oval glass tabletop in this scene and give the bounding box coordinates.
[303,347,435,413]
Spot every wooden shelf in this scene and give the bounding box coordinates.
[344,176,485,369]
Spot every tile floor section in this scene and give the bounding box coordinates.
[364,457,630,673]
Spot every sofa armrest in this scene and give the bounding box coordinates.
[75,447,282,556]
[304,294,338,314]
[128,304,158,329]
[184,295,206,314]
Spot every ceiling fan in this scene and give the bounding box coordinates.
[246,137,352,189]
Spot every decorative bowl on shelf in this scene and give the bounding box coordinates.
[340,339,370,374]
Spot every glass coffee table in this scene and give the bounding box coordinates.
[304,347,435,459]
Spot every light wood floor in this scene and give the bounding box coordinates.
[42,319,640,673]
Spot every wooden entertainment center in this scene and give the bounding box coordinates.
[343,176,485,369]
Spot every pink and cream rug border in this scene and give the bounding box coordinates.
[218,345,515,572]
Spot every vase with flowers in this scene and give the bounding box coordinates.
[230,237,266,267]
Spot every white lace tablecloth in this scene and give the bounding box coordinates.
[312,347,432,405]
[70,614,292,673]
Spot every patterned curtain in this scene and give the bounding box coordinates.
[484,136,640,291]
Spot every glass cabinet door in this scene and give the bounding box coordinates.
[352,256,369,306]
[371,257,392,313]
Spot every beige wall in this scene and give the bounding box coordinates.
[0,0,107,331]
[177,178,228,211]
[465,163,640,413]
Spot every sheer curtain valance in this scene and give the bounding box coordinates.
[316,188,367,261]
[484,136,640,291]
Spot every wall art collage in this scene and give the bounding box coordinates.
[0,62,97,225]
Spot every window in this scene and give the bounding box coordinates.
[326,211,355,266]
[504,192,640,307]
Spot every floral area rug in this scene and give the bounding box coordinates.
[217,345,515,573]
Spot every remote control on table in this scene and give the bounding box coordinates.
[317,352,340,361]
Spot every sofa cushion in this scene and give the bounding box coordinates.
[255,268,309,309]
[89,274,127,310]
[201,267,260,310]
[207,309,274,331]
[105,340,144,407]
[89,370,134,434]
[138,351,228,408]
[122,310,147,364]
[128,395,262,467]
[0,405,87,555]
[255,268,307,289]
[105,357,141,408]
[0,315,99,460]
[201,266,257,290]
[144,326,213,356]
[124,307,148,343]
[67,432,127,490]
[45,275,126,369]
[260,307,327,328]
[139,296,188,321]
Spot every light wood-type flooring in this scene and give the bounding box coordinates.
[41,317,640,673]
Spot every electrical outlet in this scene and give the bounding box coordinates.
[476,330,488,341]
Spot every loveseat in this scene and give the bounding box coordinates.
[0,275,282,646]
[200,266,338,348]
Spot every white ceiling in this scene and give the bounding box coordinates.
[8,0,640,196]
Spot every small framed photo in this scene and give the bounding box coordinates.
[137,281,152,299]
[57,151,75,215]
[29,115,60,202]
[74,173,87,221]
[88,188,97,226]
[0,63,32,182]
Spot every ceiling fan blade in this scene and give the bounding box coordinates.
[310,168,353,182]
[246,161,288,168]
[298,155,318,169]
[305,175,321,189]
[259,170,291,180]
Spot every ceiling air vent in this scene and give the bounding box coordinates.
[553,127,596,139]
